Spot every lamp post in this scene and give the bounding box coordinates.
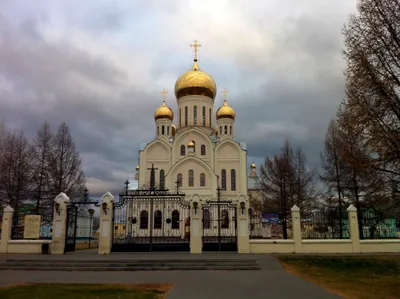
[88,208,95,248]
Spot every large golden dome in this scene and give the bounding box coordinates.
[216,99,235,120]
[174,59,217,100]
[154,100,174,121]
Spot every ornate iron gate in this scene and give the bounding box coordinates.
[202,187,238,252]
[65,206,77,253]
[112,164,190,252]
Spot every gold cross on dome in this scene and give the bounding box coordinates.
[160,88,168,101]
[222,88,229,101]
[190,40,202,60]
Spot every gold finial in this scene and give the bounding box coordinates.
[190,40,202,61]
[222,88,229,103]
[160,88,168,102]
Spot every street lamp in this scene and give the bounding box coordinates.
[88,208,95,248]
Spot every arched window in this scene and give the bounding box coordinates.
[202,106,206,126]
[157,126,159,135]
[201,144,206,155]
[159,169,165,190]
[180,145,185,155]
[200,173,205,186]
[224,125,228,134]
[219,126,222,135]
[167,126,170,135]
[209,108,212,127]
[230,126,232,135]
[154,210,162,229]
[221,169,227,190]
[162,125,165,135]
[193,105,197,125]
[140,210,148,229]
[231,169,236,191]
[179,108,182,126]
[221,210,229,228]
[189,170,194,187]
[185,106,188,126]
[203,209,211,229]
[177,173,182,187]
[172,210,180,229]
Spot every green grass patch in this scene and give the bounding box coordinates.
[277,255,400,299]
[0,283,170,299]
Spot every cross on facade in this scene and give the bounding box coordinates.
[160,88,168,102]
[222,88,229,101]
[147,164,158,191]
[190,40,202,60]
[175,180,181,194]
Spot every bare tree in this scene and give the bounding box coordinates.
[31,121,54,212]
[0,130,34,211]
[47,122,86,207]
[342,0,400,179]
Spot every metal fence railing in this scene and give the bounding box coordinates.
[300,210,349,239]
[11,211,53,240]
[249,212,292,240]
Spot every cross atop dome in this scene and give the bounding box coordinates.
[190,40,202,61]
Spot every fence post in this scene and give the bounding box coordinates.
[291,205,302,253]
[98,192,114,255]
[0,205,14,253]
[237,197,250,253]
[347,204,361,253]
[51,192,70,254]
[190,198,202,254]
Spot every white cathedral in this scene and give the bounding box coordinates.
[134,41,258,203]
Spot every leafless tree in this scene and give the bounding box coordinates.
[31,121,54,212]
[0,130,34,211]
[47,122,86,208]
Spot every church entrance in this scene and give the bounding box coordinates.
[111,164,191,252]
[202,187,238,252]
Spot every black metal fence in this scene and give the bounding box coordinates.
[360,210,400,239]
[249,211,293,239]
[11,211,53,240]
[300,210,349,239]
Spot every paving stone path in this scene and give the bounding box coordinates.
[0,252,341,299]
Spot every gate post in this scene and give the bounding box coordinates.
[98,192,114,255]
[0,205,14,253]
[190,200,202,254]
[237,197,250,253]
[51,193,70,255]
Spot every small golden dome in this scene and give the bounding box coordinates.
[136,165,140,171]
[171,124,176,136]
[188,140,195,147]
[216,99,235,120]
[154,100,174,121]
[174,59,217,100]
[250,162,256,169]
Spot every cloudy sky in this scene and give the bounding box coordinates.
[0,0,357,196]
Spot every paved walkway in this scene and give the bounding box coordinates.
[0,252,341,299]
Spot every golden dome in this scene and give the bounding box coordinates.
[250,162,256,169]
[216,99,235,120]
[188,140,195,147]
[136,165,140,171]
[174,59,217,100]
[154,100,174,121]
[171,124,176,136]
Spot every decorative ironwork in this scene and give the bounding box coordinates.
[361,209,400,239]
[112,164,190,252]
[249,210,293,240]
[202,187,237,251]
[301,210,349,239]
[11,210,53,240]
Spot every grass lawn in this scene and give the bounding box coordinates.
[0,283,171,299]
[277,255,400,299]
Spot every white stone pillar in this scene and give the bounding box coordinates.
[237,198,250,254]
[291,205,302,253]
[347,204,360,253]
[0,205,14,253]
[98,192,114,255]
[190,201,202,254]
[51,193,70,255]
